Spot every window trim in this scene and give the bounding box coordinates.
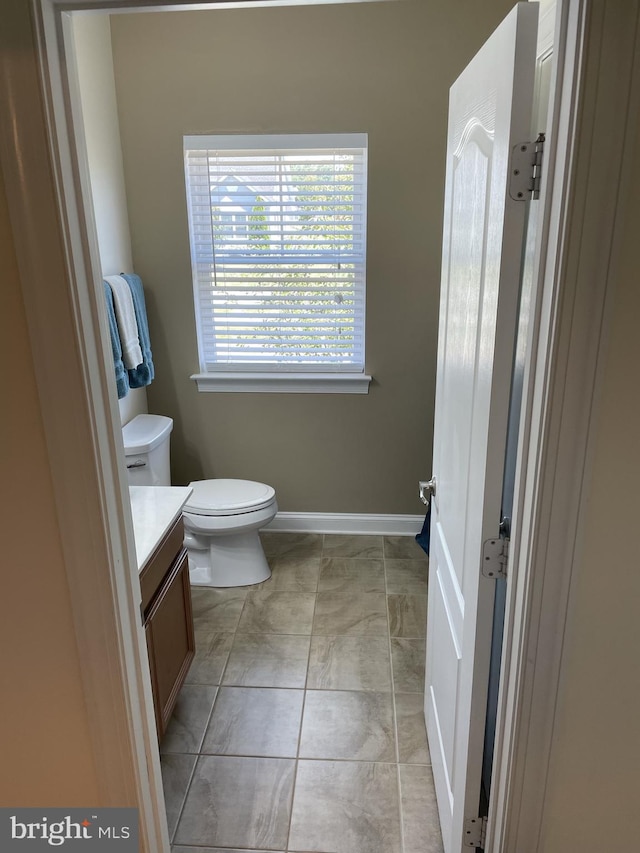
[190,371,372,394]
[183,132,370,392]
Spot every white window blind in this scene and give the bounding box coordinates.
[184,133,368,373]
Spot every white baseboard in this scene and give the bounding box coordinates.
[265,512,425,536]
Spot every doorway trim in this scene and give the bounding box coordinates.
[488,1,640,850]
[0,1,637,851]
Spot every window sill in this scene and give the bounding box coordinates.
[191,372,372,394]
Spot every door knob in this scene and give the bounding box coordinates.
[419,477,437,505]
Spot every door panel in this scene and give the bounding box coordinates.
[425,5,538,852]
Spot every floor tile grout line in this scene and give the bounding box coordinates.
[285,718,303,852]
[191,581,248,844]
[397,760,408,853]
[201,684,308,693]
[168,745,200,846]
[186,750,426,765]
[228,630,426,639]
[214,595,245,688]
[168,598,230,845]
[385,549,408,853]
[193,684,221,755]
[303,615,316,693]
[168,753,430,768]
[285,547,321,853]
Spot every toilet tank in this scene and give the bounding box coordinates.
[122,414,173,486]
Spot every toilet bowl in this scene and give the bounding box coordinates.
[183,479,277,587]
[122,414,277,588]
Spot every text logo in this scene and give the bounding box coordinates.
[1,809,138,851]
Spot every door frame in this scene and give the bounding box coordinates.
[0,2,637,852]
[488,1,640,850]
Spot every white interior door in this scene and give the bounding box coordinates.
[425,5,538,851]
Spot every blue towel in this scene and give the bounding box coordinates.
[415,505,431,556]
[103,282,129,399]
[122,273,154,388]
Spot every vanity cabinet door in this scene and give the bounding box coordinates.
[145,550,195,738]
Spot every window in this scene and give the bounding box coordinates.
[183,133,370,393]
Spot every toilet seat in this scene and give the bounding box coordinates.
[184,478,276,516]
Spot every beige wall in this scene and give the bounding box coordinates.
[110,0,513,513]
[72,13,147,426]
[538,122,640,850]
[0,163,100,806]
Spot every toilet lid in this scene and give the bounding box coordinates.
[184,479,276,516]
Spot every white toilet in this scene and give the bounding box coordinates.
[122,414,277,587]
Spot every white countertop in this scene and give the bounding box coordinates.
[129,486,193,571]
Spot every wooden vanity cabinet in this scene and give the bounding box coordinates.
[140,516,194,740]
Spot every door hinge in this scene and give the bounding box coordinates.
[509,132,545,200]
[482,537,509,580]
[464,815,488,848]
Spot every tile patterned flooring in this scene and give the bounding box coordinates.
[162,532,443,853]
